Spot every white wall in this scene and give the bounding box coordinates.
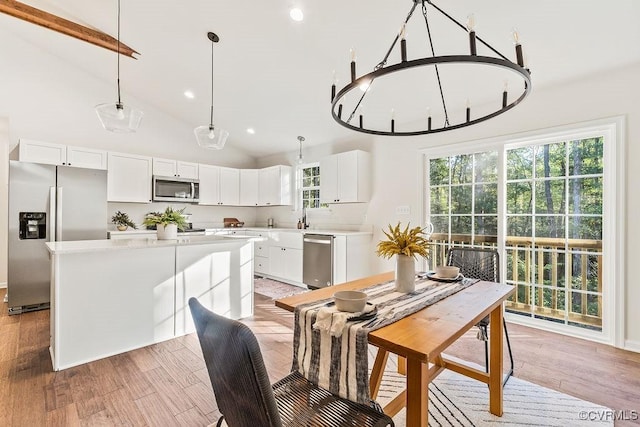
[364,63,640,349]
[0,27,255,168]
[260,63,640,350]
[0,118,8,287]
[0,26,261,285]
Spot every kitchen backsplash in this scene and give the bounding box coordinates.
[107,202,370,232]
[107,202,258,230]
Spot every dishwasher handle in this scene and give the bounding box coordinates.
[303,236,333,244]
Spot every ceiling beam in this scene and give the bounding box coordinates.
[0,0,139,58]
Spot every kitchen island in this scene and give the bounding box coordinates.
[45,235,254,370]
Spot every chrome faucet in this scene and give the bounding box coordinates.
[302,207,309,229]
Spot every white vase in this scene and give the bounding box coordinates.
[395,254,416,292]
[157,223,178,240]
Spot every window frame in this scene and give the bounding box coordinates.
[419,116,625,347]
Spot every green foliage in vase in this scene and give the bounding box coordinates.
[376,222,430,260]
[111,211,137,229]
[142,207,188,231]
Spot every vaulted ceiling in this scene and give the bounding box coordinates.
[2,0,639,157]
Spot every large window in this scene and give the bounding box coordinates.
[424,119,622,343]
[506,138,604,331]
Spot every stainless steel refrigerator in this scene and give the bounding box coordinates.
[7,161,108,314]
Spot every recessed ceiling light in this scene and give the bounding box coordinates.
[247,128,255,134]
[184,90,195,99]
[289,8,303,22]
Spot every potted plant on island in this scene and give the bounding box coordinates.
[111,211,137,231]
[142,207,188,240]
[376,222,430,292]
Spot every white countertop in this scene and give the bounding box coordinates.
[46,235,252,255]
[213,227,373,236]
[107,227,373,237]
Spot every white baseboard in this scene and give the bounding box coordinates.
[623,339,640,353]
[0,282,6,289]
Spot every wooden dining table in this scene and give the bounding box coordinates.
[275,271,515,427]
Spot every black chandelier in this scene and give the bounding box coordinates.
[330,0,532,136]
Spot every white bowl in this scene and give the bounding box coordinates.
[435,266,460,279]
[333,291,367,312]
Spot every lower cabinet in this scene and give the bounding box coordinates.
[268,246,303,284]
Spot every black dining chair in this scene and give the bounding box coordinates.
[188,297,394,427]
[447,247,514,385]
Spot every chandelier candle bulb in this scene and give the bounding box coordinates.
[512,29,525,67]
[391,108,396,131]
[400,24,408,62]
[515,43,524,67]
[469,30,477,55]
[350,48,356,82]
[401,38,407,62]
[331,70,337,102]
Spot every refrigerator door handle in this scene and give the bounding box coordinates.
[56,187,63,241]
[49,187,56,242]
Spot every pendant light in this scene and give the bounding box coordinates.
[95,0,143,133]
[194,32,229,150]
[297,136,305,164]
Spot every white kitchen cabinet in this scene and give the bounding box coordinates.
[107,152,153,203]
[66,146,108,170]
[258,165,292,206]
[267,231,303,284]
[269,246,303,284]
[198,164,239,205]
[19,139,107,170]
[320,150,371,203]
[153,158,199,179]
[240,169,259,206]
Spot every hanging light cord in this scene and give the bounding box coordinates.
[346,1,418,124]
[421,0,449,127]
[209,38,215,129]
[116,0,122,107]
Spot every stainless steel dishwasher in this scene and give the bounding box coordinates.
[303,234,334,289]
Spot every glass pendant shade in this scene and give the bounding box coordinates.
[95,0,142,133]
[194,124,229,150]
[95,103,143,133]
[195,32,228,149]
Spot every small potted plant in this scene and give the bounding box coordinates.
[111,211,137,231]
[142,207,188,240]
[376,222,430,292]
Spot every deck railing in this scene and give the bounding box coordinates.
[428,233,603,331]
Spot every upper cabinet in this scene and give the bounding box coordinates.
[19,139,107,170]
[107,152,153,203]
[199,164,240,205]
[320,150,371,204]
[152,158,199,179]
[240,169,259,206]
[258,165,292,206]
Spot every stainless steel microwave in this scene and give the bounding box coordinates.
[152,175,200,203]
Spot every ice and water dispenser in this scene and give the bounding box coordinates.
[19,212,46,240]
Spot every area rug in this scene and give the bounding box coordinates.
[254,276,309,299]
[374,353,613,427]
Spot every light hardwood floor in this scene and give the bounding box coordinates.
[1,288,639,426]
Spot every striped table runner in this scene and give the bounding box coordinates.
[292,277,478,405]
